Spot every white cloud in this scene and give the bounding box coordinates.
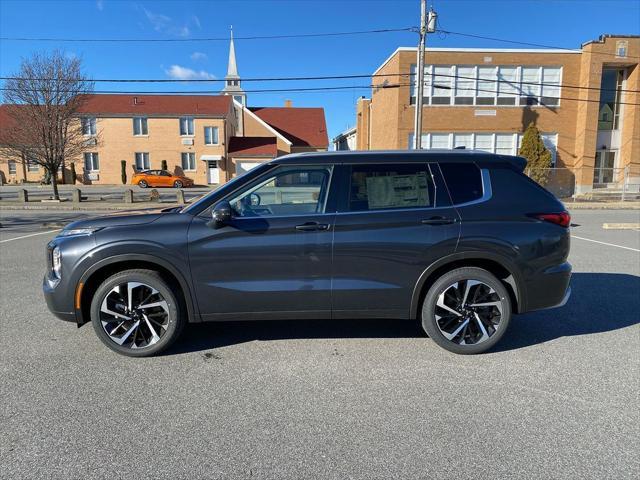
[192,15,201,29]
[190,51,207,62]
[165,65,215,80]
[143,7,190,37]
[96,0,104,11]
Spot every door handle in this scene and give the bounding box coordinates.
[295,222,330,231]
[421,216,456,225]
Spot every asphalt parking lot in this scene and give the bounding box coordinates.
[1,209,638,479]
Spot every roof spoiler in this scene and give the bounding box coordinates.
[479,155,527,173]
[509,157,527,173]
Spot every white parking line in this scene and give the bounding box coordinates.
[0,229,60,244]
[571,235,640,253]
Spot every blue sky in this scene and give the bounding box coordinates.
[1,0,639,140]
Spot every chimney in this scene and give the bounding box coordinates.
[284,99,292,108]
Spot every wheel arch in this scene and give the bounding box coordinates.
[76,254,199,325]
[410,252,524,319]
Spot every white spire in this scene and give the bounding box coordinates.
[226,25,239,78]
[221,25,246,104]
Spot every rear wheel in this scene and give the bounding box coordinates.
[173,180,183,188]
[90,269,185,357]
[421,267,511,354]
[138,180,148,188]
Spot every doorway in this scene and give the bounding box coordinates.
[208,161,220,184]
[593,150,616,186]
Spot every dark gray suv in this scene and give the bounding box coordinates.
[44,150,571,356]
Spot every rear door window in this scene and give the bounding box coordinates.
[439,163,484,204]
[347,163,435,212]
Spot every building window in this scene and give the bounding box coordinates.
[616,41,628,58]
[81,117,96,136]
[497,67,518,105]
[84,152,99,171]
[541,68,561,106]
[520,67,541,105]
[135,152,150,170]
[204,126,219,145]
[598,69,624,131]
[412,64,562,107]
[27,158,39,172]
[454,66,475,105]
[432,65,453,104]
[179,117,194,136]
[477,67,497,105]
[8,160,17,174]
[133,117,148,136]
[181,152,196,171]
[430,133,451,149]
[409,131,558,164]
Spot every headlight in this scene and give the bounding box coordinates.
[57,228,101,238]
[52,246,62,279]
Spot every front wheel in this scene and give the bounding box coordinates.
[421,267,512,354]
[90,269,185,357]
[138,180,148,188]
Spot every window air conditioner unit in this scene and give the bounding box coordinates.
[84,137,97,146]
[182,138,194,145]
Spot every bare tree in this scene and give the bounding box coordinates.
[2,51,94,199]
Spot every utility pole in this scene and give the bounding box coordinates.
[413,1,437,149]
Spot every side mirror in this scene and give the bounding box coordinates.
[211,201,232,228]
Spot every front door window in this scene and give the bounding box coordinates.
[228,165,332,217]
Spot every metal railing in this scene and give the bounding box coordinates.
[524,165,640,202]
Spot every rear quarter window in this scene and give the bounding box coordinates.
[439,163,483,204]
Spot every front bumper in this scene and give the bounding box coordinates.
[43,274,76,323]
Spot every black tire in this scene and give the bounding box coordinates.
[90,269,185,357]
[173,180,183,188]
[421,267,512,355]
[138,180,148,188]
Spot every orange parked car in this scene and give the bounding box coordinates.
[131,170,194,188]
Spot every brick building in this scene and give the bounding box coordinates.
[352,34,639,193]
[0,32,328,186]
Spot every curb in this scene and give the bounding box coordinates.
[602,223,640,230]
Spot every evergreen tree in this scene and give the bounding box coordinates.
[519,122,553,185]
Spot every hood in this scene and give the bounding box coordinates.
[62,208,172,231]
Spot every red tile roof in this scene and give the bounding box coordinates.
[228,136,277,157]
[249,107,328,148]
[76,94,232,116]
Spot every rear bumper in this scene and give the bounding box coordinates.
[523,261,572,312]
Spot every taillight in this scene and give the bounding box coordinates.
[532,212,571,228]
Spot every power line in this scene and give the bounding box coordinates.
[3,71,638,94]
[438,29,640,60]
[0,27,415,43]
[2,83,640,106]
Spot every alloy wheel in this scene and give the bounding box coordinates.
[434,279,503,345]
[99,282,170,349]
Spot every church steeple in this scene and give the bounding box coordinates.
[221,26,246,105]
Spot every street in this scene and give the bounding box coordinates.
[1,209,639,479]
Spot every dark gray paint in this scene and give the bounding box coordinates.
[43,150,571,327]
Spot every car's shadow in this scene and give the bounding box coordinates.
[166,272,640,355]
